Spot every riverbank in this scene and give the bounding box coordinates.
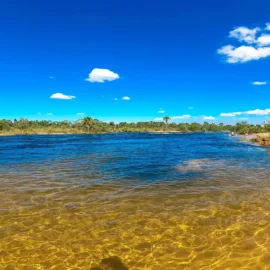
[0,131,85,136]
[0,130,221,136]
[254,133,270,146]
[240,133,270,146]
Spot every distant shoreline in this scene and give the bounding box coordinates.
[0,130,212,136]
[0,132,95,136]
[0,131,187,136]
[1,118,269,138]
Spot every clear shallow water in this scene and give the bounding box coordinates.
[0,133,269,269]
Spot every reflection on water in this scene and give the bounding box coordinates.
[0,133,269,269]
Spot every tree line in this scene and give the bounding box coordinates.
[0,117,269,135]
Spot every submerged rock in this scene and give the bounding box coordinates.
[175,158,226,172]
[175,158,210,172]
[64,202,80,209]
[91,256,128,270]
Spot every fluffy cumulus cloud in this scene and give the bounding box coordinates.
[218,45,270,63]
[122,96,130,100]
[218,23,270,63]
[229,27,260,44]
[220,108,270,117]
[50,93,76,100]
[154,117,163,121]
[85,68,119,83]
[204,116,215,120]
[257,34,270,46]
[253,81,267,85]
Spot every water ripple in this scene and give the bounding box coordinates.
[0,133,269,269]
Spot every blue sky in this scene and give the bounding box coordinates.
[0,0,270,124]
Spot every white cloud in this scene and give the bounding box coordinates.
[221,108,270,116]
[76,113,84,116]
[172,115,191,119]
[257,34,270,46]
[220,113,238,117]
[188,106,194,110]
[49,76,54,79]
[114,98,118,101]
[218,24,270,63]
[158,109,165,113]
[204,116,215,120]
[50,93,76,100]
[47,113,53,116]
[266,23,270,31]
[252,81,267,85]
[85,68,119,83]
[218,45,270,63]
[122,96,130,100]
[229,27,260,44]
[246,109,270,115]
[154,117,163,121]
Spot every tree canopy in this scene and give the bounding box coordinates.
[0,117,269,135]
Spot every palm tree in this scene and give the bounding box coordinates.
[163,116,171,129]
[81,117,94,132]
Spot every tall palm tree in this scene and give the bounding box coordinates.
[81,117,94,132]
[163,116,171,129]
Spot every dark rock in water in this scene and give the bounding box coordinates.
[100,256,128,270]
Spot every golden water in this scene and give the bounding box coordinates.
[0,170,270,270]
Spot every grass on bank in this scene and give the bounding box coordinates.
[0,128,86,136]
[255,133,270,146]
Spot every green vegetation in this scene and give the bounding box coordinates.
[254,133,270,146]
[0,118,270,136]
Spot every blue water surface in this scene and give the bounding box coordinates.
[0,133,269,183]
